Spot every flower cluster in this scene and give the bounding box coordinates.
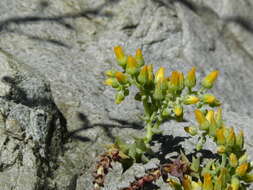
[92,46,253,190]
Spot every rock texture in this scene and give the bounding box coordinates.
[0,0,253,190]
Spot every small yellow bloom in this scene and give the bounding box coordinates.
[202,70,219,89]
[135,48,144,67]
[115,92,125,104]
[229,153,238,168]
[216,128,226,145]
[202,94,216,104]
[182,175,192,190]
[184,126,198,136]
[184,95,199,105]
[174,105,183,117]
[126,56,138,75]
[170,71,180,88]
[115,72,127,84]
[231,176,240,190]
[227,127,236,147]
[217,145,226,153]
[104,78,119,88]
[203,173,213,190]
[138,65,148,85]
[195,109,209,130]
[215,108,223,127]
[206,110,217,136]
[185,67,196,88]
[105,70,117,77]
[155,67,165,83]
[114,46,127,66]
[147,64,154,84]
[236,162,249,177]
[191,181,202,190]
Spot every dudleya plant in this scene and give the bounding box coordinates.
[92,46,253,190]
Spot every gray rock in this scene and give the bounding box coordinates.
[0,0,253,189]
[0,49,66,189]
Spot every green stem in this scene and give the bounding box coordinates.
[221,153,227,167]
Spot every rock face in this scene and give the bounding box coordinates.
[0,50,67,189]
[0,0,253,190]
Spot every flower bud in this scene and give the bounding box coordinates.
[216,128,226,145]
[206,110,217,137]
[174,105,183,117]
[239,153,248,165]
[202,94,216,104]
[126,56,138,75]
[170,71,181,90]
[215,108,223,128]
[236,162,248,177]
[184,126,198,136]
[236,130,244,150]
[105,70,117,77]
[202,70,219,89]
[155,67,165,84]
[115,92,125,104]
[153,80,164,100]
[203,173,213,190]
[229,153,238,168]
[147,64,154,84]
[135,48,144,67]
[231,176,240,190]
[138,65,148,85]
[183,95,199,105]
[195,109,209,130]
[227,127,236,148]
[115,72,128,84]
[104,78,119,88]
[185,67,196,88]
[114,46,127,67]
[182,175,192,190]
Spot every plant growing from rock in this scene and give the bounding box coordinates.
[92,46,253,190]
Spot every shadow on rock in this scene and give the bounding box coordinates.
[67,112,143,143]
[0,0,114,48]
[151,134,188,164]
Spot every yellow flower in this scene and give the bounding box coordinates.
[184,126,198,136]
[104,78,119,88]
[231,176,240,190]
[195,109,209,130]
[229,153,238,168]
[227,127,236,147]
[135,48,144,67]
[182,175,192,190]
[203,173,213,190]
[206,110,217,136]
[185,67,196,88]
[115,72,128,84]
[202,70,219,89]
[236,162,249,177]
[155,67,165,83]
[170,71,184,90]
[126,56,138,75]
[174,105,183,117]
[147,64,154,84]
[138,65,148,85]
[202,94,216,104]
[114,46,127,66]
[184,95,199,105]
[216,128,226,145]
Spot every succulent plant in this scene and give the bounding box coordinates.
[92,46,252,190]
